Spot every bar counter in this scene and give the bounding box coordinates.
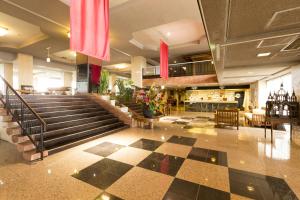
[184,100,238,112]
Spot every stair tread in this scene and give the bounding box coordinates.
[34,117,118,139]
[47,125,128,154]
[43,122,124,143]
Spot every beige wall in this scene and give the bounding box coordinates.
[3,63,13,85]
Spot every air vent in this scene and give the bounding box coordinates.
[282,37,300,51]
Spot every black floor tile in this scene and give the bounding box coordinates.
[163,178,230,200]
[95,192,123,200]
[163,178,199,200]
[167,135,196,146]
[129,138,163,151]
[197,185,230,200]
[137,152,184,176]
[84,142,125,157]
[72,158,133,190]
[229,168,298,200]
[187,147,228,167]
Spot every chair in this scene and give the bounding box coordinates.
[215,109,239,130]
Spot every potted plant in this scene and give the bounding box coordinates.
[136,85,164,118]
[114,79,134,103]
[98,70,110,101]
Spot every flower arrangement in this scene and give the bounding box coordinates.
[136,85,165,118]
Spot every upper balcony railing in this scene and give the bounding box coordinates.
[143,60,216,79]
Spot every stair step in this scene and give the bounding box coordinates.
[0,108,8,116]
[23,150,48,161]
[12,134,29,143]
[35,117,118,140]
[11,104,100,113]
[17,141,36,152]
[47,124,129,155]
[0,115,12,122]
[43,122,124,148]
[26,111,108,125]
[6,127,21,135]
[35,108,105,119]
[28,101,90,108]
[30,114,117,133]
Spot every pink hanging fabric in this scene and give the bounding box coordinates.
[160,40,169,79]
[90,65,101,85]
[70,0,110,61]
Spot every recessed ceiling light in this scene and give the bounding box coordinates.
[0,27,8,37]
[167,32,171,37]
[257,52,271,57]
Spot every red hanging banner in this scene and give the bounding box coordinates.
[70,0,110,61]
[160,40,169,79]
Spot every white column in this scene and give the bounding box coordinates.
[15,53,33,88]
[131,56,146,88]
[109,73,118,92]
[64,72,73,87]
[258,80,267,109]
[3,63,13,85]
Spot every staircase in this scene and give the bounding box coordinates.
[123,102,143,116]
[2,95,128,161]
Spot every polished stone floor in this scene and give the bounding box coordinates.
[1,112,300,200]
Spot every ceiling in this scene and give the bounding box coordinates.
[199,0,300,85]
[0,0,209,72]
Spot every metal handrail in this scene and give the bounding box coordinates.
[0,75,47,160]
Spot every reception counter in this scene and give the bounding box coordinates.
[184,100,238,112]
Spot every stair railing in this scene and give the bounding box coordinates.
[0,75,47,160]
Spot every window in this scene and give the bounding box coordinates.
[267,73,292,95]
[33,69,64,92]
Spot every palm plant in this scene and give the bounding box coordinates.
[114,79,133,103]
[98,70,109,95]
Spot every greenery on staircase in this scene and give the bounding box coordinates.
[114,79,134,103]
[98,70,110,95]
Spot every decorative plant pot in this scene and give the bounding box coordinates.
[101,95,110,101]
[110,100,116,106]
[143,109,153,118]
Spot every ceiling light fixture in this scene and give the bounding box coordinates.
[257,52,271,57]
[46,47,51,63]
[0,27,8,37]
[167,32,171,37]
[115,64,127,69]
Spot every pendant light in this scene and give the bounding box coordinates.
[46,47,51,62]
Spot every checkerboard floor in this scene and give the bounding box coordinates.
[72,136,298,200]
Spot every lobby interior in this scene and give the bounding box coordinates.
[1,0,300,200]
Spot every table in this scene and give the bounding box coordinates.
[264,117,298,143]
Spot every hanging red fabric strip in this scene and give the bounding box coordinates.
[90,64,101,85]
[70,0,110,61]
[160,40,169,79]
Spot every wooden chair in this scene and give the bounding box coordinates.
[216,109,239,130]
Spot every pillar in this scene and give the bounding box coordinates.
[3,63,13,86]
[131,56,146,88]
[109,73,118,93]
[15,53,33,88]
[64,72,73,87]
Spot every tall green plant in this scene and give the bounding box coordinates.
[114,79,133,103]
[98,70,109,95]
